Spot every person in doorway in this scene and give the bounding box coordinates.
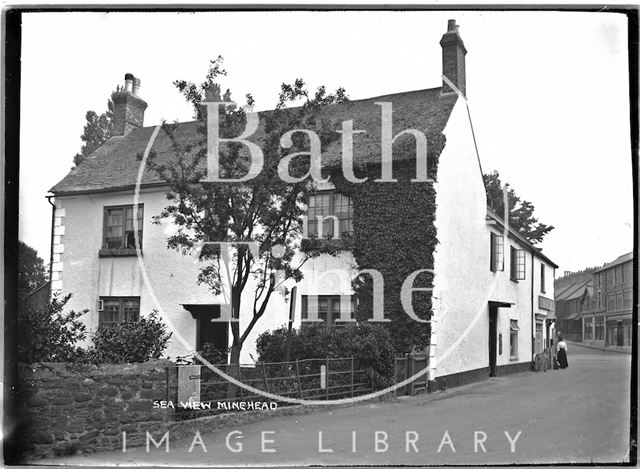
[557,336,569,369]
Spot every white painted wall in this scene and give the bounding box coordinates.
[432,98,555,378]
[54,188,355,362]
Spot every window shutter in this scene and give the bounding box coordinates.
[490,233,496,272]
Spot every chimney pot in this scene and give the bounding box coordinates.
[124,73,134,93]
[447,19,457,32]
[111,73,147,136]
[132,77,141,96]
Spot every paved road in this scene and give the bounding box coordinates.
[42,345,632,466]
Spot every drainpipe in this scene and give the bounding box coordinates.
[46,195,55,285]
[531,250,535,364]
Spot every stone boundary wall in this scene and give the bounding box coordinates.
[13,361,394,462]
[15,360,171,460]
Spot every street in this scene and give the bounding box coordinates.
[40,345,632,466]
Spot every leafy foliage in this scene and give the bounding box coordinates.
[17,293,87,363]
[86,311,172,363]
[73,101,114,167]
[256,322,396,388]
[145,56,349,366]
[331,134,446,354]
[483,171,554,244]
[18,241,48,299]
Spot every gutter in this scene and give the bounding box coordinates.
[46,195,55,285]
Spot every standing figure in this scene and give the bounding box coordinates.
[557,337,569,369]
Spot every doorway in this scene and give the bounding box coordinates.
[489,305,498,377]
[616,320,624,346]
[183,304,229,362]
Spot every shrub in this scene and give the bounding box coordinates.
[86,311,172,363]
[17,293,87,363]
[256,322,395,389]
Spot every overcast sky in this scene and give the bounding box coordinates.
[19,10,632,274]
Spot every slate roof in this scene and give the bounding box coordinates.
[555,278,591,302]
[50,87,458,195]
[593,252,633,273]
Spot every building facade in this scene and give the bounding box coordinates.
[583,252,633,348]
[49,20,557,387]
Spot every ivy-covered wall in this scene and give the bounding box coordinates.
[331,133,447,353]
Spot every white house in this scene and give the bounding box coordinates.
[49,19,557,388]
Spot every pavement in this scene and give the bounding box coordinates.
[38,346,633,466]
[568,339,632,354]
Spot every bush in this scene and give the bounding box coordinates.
[17,293,87,363]
[86,311,172,363]
[256,322,396,389]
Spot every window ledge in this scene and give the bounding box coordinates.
[300,237,351,253]
[99,248,141,258]
[510,357,519,362]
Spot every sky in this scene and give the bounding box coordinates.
[18,10,633,275]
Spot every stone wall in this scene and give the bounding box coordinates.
[14,360,171,460]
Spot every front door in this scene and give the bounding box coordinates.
[535,322,543,354]
[193,305,229,362]
[616,320,624,346]
[489,305,498,377]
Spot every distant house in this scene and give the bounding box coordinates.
[584,252,633,348]
[554,276,593,342]
[48,20,557,389]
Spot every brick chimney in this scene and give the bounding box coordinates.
[111,73,147,136]
[440,19,467,96]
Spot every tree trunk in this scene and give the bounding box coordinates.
[226,290,242,399]
[226,340,242,399]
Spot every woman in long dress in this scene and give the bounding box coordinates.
[557,337,569,369]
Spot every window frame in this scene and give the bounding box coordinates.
[102,204,144,252]
[99,296,140,329]
[594,315,605,340]
[509,319,519,359]
[510,246,526,281]
[301,294,356,325]
[540,264,546,293]
[583,317,593,340]
[490,232,504,272]
[306,191,353,239]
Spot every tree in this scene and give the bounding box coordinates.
[145,57,348,374]
[17,293,87,363]
[18,241,48,299]
[73,101,114,167]
[483,171,554,244]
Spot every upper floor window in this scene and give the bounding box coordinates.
[99,296,140,329]
[510,247,526,281]
[490,232,504,272]
[104,205,143,250]
[306,192,353,239]
[540,264,546,293]
[301,294,356,325]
